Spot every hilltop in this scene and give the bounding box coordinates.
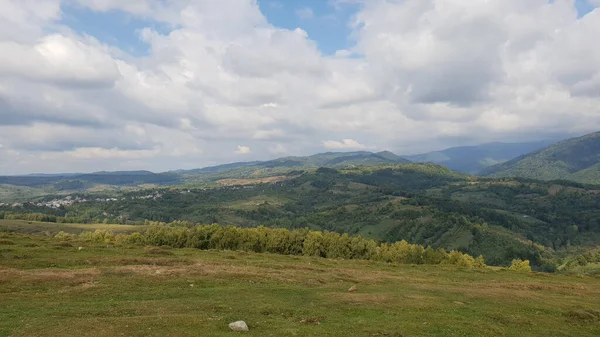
[405,140,554,174]
[481,132,600,183]
[2,230,599,337]
[0,151,410,201]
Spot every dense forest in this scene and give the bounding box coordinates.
[482,131,600,183]
[3,163,600,271]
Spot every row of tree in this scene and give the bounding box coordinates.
[57,224,487,268]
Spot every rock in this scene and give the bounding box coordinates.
[228,321,249,332]
[78,247,84,251]
[348,285,358,292]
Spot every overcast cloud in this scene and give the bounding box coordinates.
[0,0,599,174]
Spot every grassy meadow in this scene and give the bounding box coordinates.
[1,221,599,337]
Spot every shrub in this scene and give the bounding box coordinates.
[509,259,532,272]
[54,231,75,241]
[474,255,487,269]
[70,224,486,269]
[445,250,475,268]
[540,263,557,273]
[79,229,115,243]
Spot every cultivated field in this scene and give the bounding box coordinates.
[0,222,599,336]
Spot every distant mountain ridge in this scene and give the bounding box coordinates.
[178,151,410,175]
[481,132,600,184]
[404,140,555,174]
[0,151,410,191]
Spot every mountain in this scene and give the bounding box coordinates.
[179,151,411,176]
[0,171,180,189]
[261,151,410,168]
[0,151,410,198]
[405,141,554,174]
[481,132,600,183]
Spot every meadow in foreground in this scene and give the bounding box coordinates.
[1,228,599,336]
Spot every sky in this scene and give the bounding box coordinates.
[0,0,599,175]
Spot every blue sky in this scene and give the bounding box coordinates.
[59,0,360,56]
[257,0,360,55]
[575,0,599,16]
[59,0,597,57]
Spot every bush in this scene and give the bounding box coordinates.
[69,224,486,269]
[54,231,75,241]
[540,263,557,273]
[79,229,115,243]
[445,250,475,268]
[474,255,487,269]
[509,259,532,272]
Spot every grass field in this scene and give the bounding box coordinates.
[0,220,147,235]
[1,224,600,336]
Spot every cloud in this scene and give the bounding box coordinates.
[296,7,314,20]
[0,0,600,174]
[235,145,251,155]
[269,143,288,155]
[65,147,158,159]
[323,139,371,150]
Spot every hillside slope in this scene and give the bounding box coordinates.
[2,232,600,336]
[406,141,554,174]
[481,132,600,183]
[6,163,600,269]
[0,151,410,199]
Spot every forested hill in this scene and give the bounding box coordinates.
[405,140,554,174]
[3,163,600,271]
[180,151,410,175]
[481,132,600,184]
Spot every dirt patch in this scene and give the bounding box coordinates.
[565,309,600,323]
[0,267,100,283]
[145,247,173,255]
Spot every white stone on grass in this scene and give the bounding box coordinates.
[228,321,249,332]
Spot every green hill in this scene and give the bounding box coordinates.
[0,152,410,200]
[481,132,600,183]
[183,151,410,174]
[2,231,599,336]
[405,141,554,174]
[6,163,600,271]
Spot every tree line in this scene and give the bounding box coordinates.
[56,223,488,268]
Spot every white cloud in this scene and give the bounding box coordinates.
[235,145,251,155]
[269,143,288,155]
[323,139,371,150]
[1,0,600,174]
[65,147,157,159]
[296,7,314,20]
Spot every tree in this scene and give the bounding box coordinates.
[508,259,532,272]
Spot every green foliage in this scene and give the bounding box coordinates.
[79,229,115,243]
[482,131,600,184]
[54,231,75,241]
[4,162,600,269]
[474,255,486,269]
[508,259,532,272]
[91,223,486,269]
